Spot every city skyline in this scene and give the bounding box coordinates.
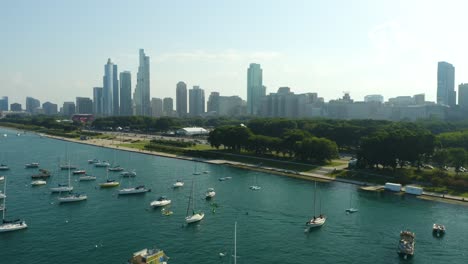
[3,1,468,107]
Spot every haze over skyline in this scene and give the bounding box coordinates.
[2,0,468,106]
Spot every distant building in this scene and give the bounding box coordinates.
[437,61,456,107]
[247,63,265,115]
[413,94,425,105]
[207,92,220,113]
[364,94,384,103]
[26,97,40,113]
[458,83,468,108]
[42,102,58,115]
[0,96,8,111]
[112,64,119,115]
[62,102,76,117]
[189,86,205,116]
[151,98,163,117]
[176,81,187,117]
[93,87,103,116]
[162,97,174,117]
[260,87,323,118]
[119,71,132,116]
[134,49,151,116]
[76,97,93,114]
[10,103,22,112]
[103,58,116,116]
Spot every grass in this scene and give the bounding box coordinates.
[118,141,149,150]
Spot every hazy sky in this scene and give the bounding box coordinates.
[2,0,468,107]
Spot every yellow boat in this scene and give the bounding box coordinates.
[99,179,120,188]
[129,248,168,264]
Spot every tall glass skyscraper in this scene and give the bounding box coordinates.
[119,71,132,116]
[176,81,187,117]
[134,49,151,116]
[189,86,205,116]
[437,61,455,107]
[0,96,8,111]
[112,64,119,115]
[93,87,103,116]
[247,63,265,115]
[103,59,115,116]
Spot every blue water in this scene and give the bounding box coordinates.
[0,127,467,264]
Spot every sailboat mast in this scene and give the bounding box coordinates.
[319,185,322,214]
[186,180,194,217]
[234,221,237,264]
[313,181,316,217]
[68,160,71,187]
[2,177,5,221]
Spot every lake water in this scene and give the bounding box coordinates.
[0,127,467,264]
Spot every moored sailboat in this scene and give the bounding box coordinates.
[185,179,204,224]
[0,176,28,233]
[305,181,326,230]
[118,185,151,195]
[99,169,120,188]
[150,196,171,207]
[50,162,73,193]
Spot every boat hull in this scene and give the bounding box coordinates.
[50,187,73,193]
[31,180,46,186]
[0,222,28,232]
[99,182,120,188]
[185,213,204,223]
[306,217,326,229]
[118,188,149,195]
[79,176,96,181]
[58,196,87,203]
[151,200,171,207]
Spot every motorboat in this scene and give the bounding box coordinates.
[99,179,120,188]
[345,208,359,213]
[0,164,10,171]
[79,175,97,181]
[306,215,326,228]
[72,170,86,175]
[108,166,124,172]
[205,188,216,199]
[398,231,415,259]
[433,223,446,236]
[128,247,169,264]
[58,193,87,203]
[120,171,137,177]
[203,171,210,174]
[25,162,39,168]
[218,177,226,181]
[173,180,184,188]
[118,185,150,195]
[31,180,46,186]
[87,158,99,164]
[150,196,171,207]
[31,169,51,179]
[95,161,110,167]
[50,184,73,193]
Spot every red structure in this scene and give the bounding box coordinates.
[72,114,94,123]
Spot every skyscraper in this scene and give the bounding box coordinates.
[62,102,76,117]
[151,98,163,117]
[247,63,265,115]
[0,96,8,111]
[437,61,455,107]
[10,103,22,111]
[76,97,93,114]
[119,71,132,116]
[93,87,103,116]
[42,102,58,115]
[459,83,468,108]
[207,92,220,113]
[134,49,151,116]
[26,97,40,113]
[189,86,205,116]
[162,97,173,116]
[113,64,119,115]
[176,81,187,117]
[103,59,115,116]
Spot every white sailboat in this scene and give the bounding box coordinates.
[58,192,87,203]
[305,181,326,230]
[31,180,47,186]
[50,161,73,193]
[79,174,97,181]
[205,188,216,199]
[118,174,149,195]
[173,179,184,188]
[150,196,172,207]
[249,173,261,190]
[345,193,358,213]
[0,177,28,232]
[185,179,204,224]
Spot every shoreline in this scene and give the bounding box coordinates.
[2,125,467,205]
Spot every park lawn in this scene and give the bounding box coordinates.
[118,140,149,150]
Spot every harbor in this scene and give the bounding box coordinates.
[0,128,467,263]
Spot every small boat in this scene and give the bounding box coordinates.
[60,164,77,170]
[95,161,110,167]
[218,177,226,181]
[205,188,216,199]
[87,158,99,164]
[185,180,204,224]
[345,193,358,214]
[72,170,86,175]
[225,177,232,180]
[79,175,97,181]
[50,184,73,193]
[305,181,326,230]
[433,223,446,236]
[118,185,150,195]
[0,164,10,171]
[99,179,120,188]
[173,180,184,188]
[25,162,40,168]
[108,166,124,172]
[120,171,137,177]
[398,231,415,259]
[58,193,87,203]
[150,196,171,207]
[128,247,169,264]
[203,171,210,174]
[31,180,46,186]
[31,169,51,179]
[0,192,5,199]
[0,176,4,181]
[249,185,261,190]
[0,176,28,233]
[161,207,173,216]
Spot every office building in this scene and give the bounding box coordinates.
[42,102,58,115]
[76,97,93,114]
[134,49,151,116]
[93,87,103,116]
[459,83,468,108]
[364,94,384,103]
[119,71,132,116]
[189,86,205,116]
[176,81,187,117]
[103,58,115,116]
[10,103,22,111]
[62,102,76,116]
[151,98,163,117]
[26,97,40,113]
[437,61,456,107]
[247,63,265,115]
[163,97,173,116]
[0,96,8,111]
[112,64,119,115]
[207,92,220,113]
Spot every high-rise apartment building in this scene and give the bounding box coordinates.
[119,71,132,116]
[76,97,93,114]
[459,83,468,108]
[151,98,163,117]
[163,97,173,116]
[26,97,40,113]
[207,92,245,116]
[176,81,187,117]
[189,86,205,116]
[207,92,220,113]
[10,103,22,111]
[0,96,8,111]
[247,63,265,115]
[437,61,456,107]
[112,64,119,115]
[93,87,103,116]
[42,102,58,115]
[103,59,115,116]
[62,102,76,117]
[134,49,151,116]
